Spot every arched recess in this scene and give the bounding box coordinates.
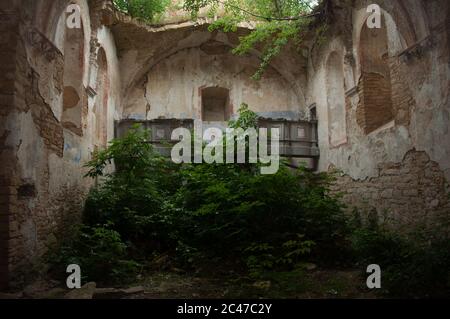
[61,13,85,136]
[95,48,109,147]
[357,16,394,134]
[201,87,231,122]
[326,52,347,146]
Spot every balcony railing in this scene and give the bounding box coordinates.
[115,118,319,159]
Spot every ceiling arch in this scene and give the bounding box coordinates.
[111,22,307,108]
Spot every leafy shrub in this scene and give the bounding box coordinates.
[51,106,349,282]
[245,235,315,278]
[84,125,181,256]
[170,159,349,267]
[351,221,450,298]
[49,225,139,285]
[48,107,449,298]
[228,103,258,129]
[113,0,170,22]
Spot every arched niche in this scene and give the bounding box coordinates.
[357,16,394,134]
[326,51,347,146]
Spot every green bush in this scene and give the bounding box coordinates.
[48,107,449,298]
[171,161,349,268]
[49,225,139,285]
[51,107,349,282]
[245,235,315,278]
[351,221,450,298]
[84,125,181,256]
[113,0,170,22]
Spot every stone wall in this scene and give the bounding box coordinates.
[307,0,450,228]
[330,150,450,232]
[0,0,121,290]
[0,8,20,292]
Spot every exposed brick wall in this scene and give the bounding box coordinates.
[5,27,84,288]
[0,9,20,291]
[356,15,397,135]
[23,28,65,157]
[331,150,450,232]
[357,72,394,134]
[0,10,91,289]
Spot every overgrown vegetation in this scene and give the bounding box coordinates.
[112,0,327,79]
[48,107,450,298]
[185,0,324,79]
[112,0,171,22]
[350,213,450,298]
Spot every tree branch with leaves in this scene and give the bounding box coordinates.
[113,0,325,79]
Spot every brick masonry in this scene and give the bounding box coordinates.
[0,5,92,289]
[330,150,450,232]
[0,9,20,291]
[357,71,394,134]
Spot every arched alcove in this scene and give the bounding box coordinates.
[357,16,394,134]
[326,52,347,146]
[201,87,231,122]
[95,48,109,147]
[61,13,84,136]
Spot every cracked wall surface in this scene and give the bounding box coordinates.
[307,0,450,227]
[0,0,121,289]
[123,44,303,120]
[0,0,449,290]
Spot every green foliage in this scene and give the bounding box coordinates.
[49,225,139,284]
[113,0,170,22]
[49,109,449,298]
[351,217,450,298]
[280,234,315,266]
[228,103,258,129]
[84,125,181,255]
[51,107,349,283]
[114,0,322,79]
[185,0,321,79]
[245,235,315,278]
[170,149,349,271]
[231,19,308,80]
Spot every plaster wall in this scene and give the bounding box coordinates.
[306,0,450,226]
[123,45,304,121]
[0,0,121,288]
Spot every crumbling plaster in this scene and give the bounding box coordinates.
[110,20,308,118]
[307,1,450,182]
[123,46,303,120]
[92,26,122,144]
[0,0,122,287]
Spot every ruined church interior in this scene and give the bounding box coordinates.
[0,0,449,300]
